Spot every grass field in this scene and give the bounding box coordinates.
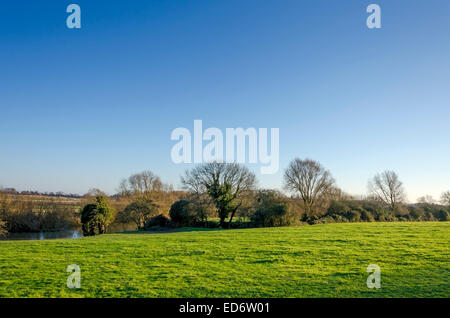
[0,222,448,298]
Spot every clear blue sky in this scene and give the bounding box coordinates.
[1,0,449,201]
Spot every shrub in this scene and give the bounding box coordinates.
[80,195,114,236]
[312,216,335,224]
[0,219,7,237]
[346,210,361,222]
[144,214,170,229]
[360,210,375,222]
[435,210,450,221]
[424,211,436,221]
[250,190,298,227]
[327,201,350,217]
[407,206,425,221]
[169,200,195,226]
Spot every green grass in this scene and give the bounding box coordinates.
[0,222,448,298]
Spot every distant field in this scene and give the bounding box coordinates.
[0,222,448,297]
[0,194,81,204]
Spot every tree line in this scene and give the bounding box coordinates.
[0,187,82,198]
[77,159,450,236]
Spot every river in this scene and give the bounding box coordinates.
[2,223,137,241]
[4,230,82,240]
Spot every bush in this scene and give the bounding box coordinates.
[360,210,375,222]
[250,190,298,227]
[311,216,335,224]
[346,210,361,222]
[169,200,197,226]
[435,210,450,221]
[424,211,436,221]
[407,206,425,221]
[144,214,170,229]
[327,201,350,217]
[80,195,114,236]
[0,219,7,237]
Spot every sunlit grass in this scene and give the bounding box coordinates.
[0,222,448,297]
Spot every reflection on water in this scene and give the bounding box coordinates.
[2,223,138,241]
[4,230,82,241]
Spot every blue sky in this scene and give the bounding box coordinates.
[1,0,449,201]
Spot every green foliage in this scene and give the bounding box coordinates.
[319,200,450,224]
[0,219,7,237]
[346,210,361,222]
[80,203,97,236]
[0,222,448,297]
[182,162,256,228]
[435,210,450,221]
[80,195,114,236]
[250,190,298,227]
[144,214,170,229]
[207,181,236,225]
[117,198,158,230]
[360,209,375,222]
[169,200,199,226]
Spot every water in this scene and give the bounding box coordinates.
[2,223,138,241]
[3,230,82,241]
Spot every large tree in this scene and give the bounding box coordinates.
[368,170,406,211]
[283,158,335,219]
[181,162,256,227]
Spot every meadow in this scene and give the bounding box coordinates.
[0,222,448,298]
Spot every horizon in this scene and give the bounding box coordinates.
[1,1,450,201]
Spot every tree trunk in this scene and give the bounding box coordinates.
[228,208,239,228]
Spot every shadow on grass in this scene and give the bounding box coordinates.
[114,227,223,235]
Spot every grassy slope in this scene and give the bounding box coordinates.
[0,222,448,298]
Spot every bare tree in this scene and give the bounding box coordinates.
[118,171,165,197]
[283,158,335,219]
[441,191,450,206]
[417,195,435,204]
[129,171,163,193]
[181,162,256,227]
[368,170,406,211]
[117,171,178,216]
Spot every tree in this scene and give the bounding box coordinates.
[440,191,450,206]
[169,194,215,227]
[181,162,256,228]
[80,195,114,236]
[117,171,177,216]
[118,171,164,197]
[118,198,159,230]
[368,171,406,211]
[417,195,436,204]
[283,158,335,220]
[185,193,216,223]
[169,200,193,226]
